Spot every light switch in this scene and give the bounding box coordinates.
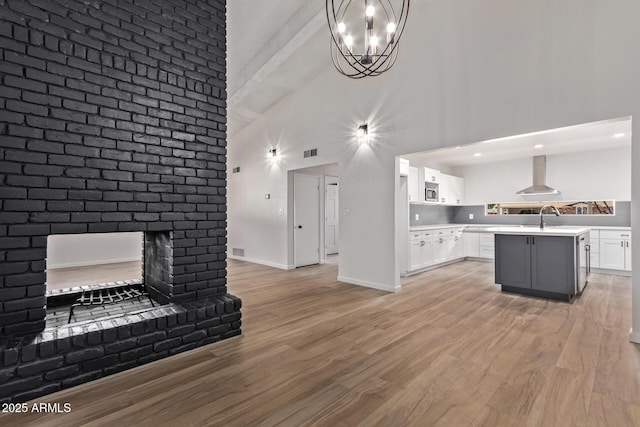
[279,208,284,216]
[344,208,350,215]
[265,194,270,199]
[469,213,474,220]
[415,214,419,221]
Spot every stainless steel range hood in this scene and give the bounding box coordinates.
[516,155,559,195]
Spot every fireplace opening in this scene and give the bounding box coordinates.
[46,233,143,292]
[44,231,174,327]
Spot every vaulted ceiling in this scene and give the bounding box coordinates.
[227,2,330,135]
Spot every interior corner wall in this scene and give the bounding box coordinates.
[228,0,640,296]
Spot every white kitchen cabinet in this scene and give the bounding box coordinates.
[408,231,433,271]
[424,167,440,183]
[439,174,451,205]
[455,233,466,258]
[479,234,495,259]
[432,228,464,263]
[408,166,425,203]
[438,173,464,205]
[589,230,600,269]
[465,233,480,257]
[599,230,632,271]
[450,176,464,205]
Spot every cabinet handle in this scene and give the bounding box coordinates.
[420,241,425,246]
[627,241,629,248]
[621,234,629,237]
[439,238,443,243]
[621,241,624,247]
[532,237,535,245]
[432,176,436,181]
[526,237,529,245]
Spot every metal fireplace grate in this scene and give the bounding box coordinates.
[68,283,154,323]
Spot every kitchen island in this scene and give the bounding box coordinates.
[492,226,591,301]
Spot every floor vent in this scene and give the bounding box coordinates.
[303,148,318,158]
[232,248,245,257]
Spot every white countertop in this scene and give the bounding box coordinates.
[410,224,629,233]
[483,226,591,237]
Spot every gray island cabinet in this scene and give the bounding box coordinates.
[493,227,591,301]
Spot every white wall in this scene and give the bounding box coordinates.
[228,0,640,312]
[453,147,631,204]
[47,233,142,269]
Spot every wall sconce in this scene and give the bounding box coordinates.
[268,148,277,157]
[357,124,369,143]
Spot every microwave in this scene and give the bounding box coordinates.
[426,188,438,201]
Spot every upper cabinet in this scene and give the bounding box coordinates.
[438,173,465,205]
[424,167,441,183]
[407,164,464,205]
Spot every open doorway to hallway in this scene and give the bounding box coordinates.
[289,163,340,269]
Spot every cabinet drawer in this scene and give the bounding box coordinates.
[479,234,495,248]
[479,246,495,259]
[409,231,433,241]
[600,230,631,240]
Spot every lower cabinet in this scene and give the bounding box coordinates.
[407,228,465,274]
[495,234,576,298]
[409,234,433,271]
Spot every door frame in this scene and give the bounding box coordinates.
[324,176,339,257]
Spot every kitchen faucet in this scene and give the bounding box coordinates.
[539,205,560,228]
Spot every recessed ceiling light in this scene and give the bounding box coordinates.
[534,144,544,149]
[455,146,461,149]
[473,153,482,157]
[613,133,625,138]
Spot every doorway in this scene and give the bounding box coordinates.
[288,163,340,270]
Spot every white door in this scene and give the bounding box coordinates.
[294,174,320,267]
[325,180,339,255]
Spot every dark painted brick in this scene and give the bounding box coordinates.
[65,347,104,364]
[16,356,64,377]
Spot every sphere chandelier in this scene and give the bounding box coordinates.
[326,0,410,79]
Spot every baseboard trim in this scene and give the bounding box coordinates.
[630,328,640,344]
[227,255,294,270]
[591,267,631,277]
[47,257,140,270]
[337,275,399,293]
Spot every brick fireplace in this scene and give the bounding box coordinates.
[0,0,240,402]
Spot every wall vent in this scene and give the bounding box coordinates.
[232,248,245,257]
[303,148,318,158]
[232,167,240,173]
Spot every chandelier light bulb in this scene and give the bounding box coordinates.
[366,5,375,17]
[344,34,353,50]
[337,22,346,33]
[387,22,396,33]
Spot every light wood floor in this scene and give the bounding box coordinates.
[46,261,142,291]
[3,259,640,426]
